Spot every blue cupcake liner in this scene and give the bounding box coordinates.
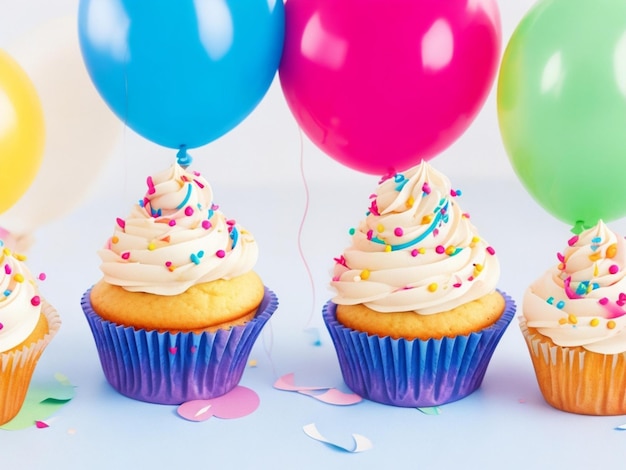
[322,291,516,407]
[81,287,277,405]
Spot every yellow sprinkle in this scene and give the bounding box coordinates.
[445,246,456,255]
[13,273,24,283]
[248,359,258,368]
[360,269,370,280]
[377,224,385,233]
[168,265,176,272]
[588,252,601,262]
[557,263,566,271]
[607,243,618,259]
[474,264,484,272]
[608,320,617,330]
[111,236,119,244]
[384,245,392,252]
[472,236,480,244]
[558,318,567,325]
[568,314,578,325]
[15,253,27,261]
[421,215,432,225]
[418,248,426,255]
[427,283,438,292]
[593,263,599,277]
[148,242,156,251]
[590,318,600,327]
[405,196,414,208]
[3,248,10,256]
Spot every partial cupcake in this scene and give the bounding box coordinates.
[0,241,61,425]
[522,220,626,415]
[324,161,515,407]
[82,163,277,405]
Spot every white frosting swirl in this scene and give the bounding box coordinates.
[0,242,42,352]
[98,164,258,295]
[524,220,626,354]
[331,162,500,314]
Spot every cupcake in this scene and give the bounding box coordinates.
[323,161,515,407]
[0,241,61,425]
[81,163,277,405]
[521,220,626,415]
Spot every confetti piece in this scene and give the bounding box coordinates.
[35,420,49,429]
[248,359,258,367]
[177,386,260,422]
[417,406,441,415]
[298,389,362,406]
[303,423,373,453]
[274,373,362,406]
[304,327,322,346]
[615,424,626,431]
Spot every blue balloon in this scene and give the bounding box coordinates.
[78,0,284,150]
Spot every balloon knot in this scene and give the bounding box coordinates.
[571,220,587,235]
[176,146,192,168]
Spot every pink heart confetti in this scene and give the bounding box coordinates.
[273,373,329,392]
[35,421,49,429]
[298,388,362,406]
[177,386,260,422]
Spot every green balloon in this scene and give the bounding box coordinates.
[498,0,626,228]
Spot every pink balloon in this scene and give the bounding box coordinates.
[279,0,501,174]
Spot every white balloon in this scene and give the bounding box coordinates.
[0,15,121,235]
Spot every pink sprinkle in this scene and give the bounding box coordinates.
[411,249,418,257]
[4,265,11,275]
[0,322,3,330]
[184,206,194,216]
[422,182,431,194]
[557,252,565,262]
[453,283,462,288]
[202,220,212,230]
[394,227,404,237]
[568,235,579,247]
[193,179,205,189]
[193,171,201,177]
[226,219,236,226]
[30,296,41,307]
[121,252,130,260]
[599,297,609,305]
[433,229,439,237]
[168,220,176,227]
[486,246,496,255]
[610,265,620,275]
[116,218,126,229]
[435,245,445,254]
[146,176,156,195]
[38,273,46,281]
[216,249,226,258]
[462,212,470,218]
[450,189,457,197]
[35,421,49,429]
[367,230,373,240]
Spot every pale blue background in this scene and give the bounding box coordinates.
[3,1,626,468]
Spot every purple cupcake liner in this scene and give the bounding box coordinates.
[322,291,516,407]
[81,287,277,405]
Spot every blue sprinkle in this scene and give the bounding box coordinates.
[592,237,602,243]
[556,300,565,309]
[395,178,409,192]
[197,250,204,258]
[230,227,239,249]
[547,297,555,305]
[591,244,599,252]
[455,189,462,196]
[592,283,600,290]
[190,254,200,265]
[394,174,405,183]
[139,199,145,207]
[3,290,11,297]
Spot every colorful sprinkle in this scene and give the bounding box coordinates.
[0,322,3,330]
[567,235,579,246]
[31,296,41,307]
[4,264,10,275]
[568,313,577,323]
[376,224,384,233]
[366,230,373,240]
[445,246,456,256]
[405,196,414,208]
[486,246,496,255]
[185,206,194,216]
[148,242,156,251]
[558,317,567,325]
[435,245,445,254]
[111,236,119,244]
[599,297,609,305]
[610,265,620,275]
[411,249,419,257]
[421,215,433,225]
[384,245,392,252]
[349,228,356,236]
[590,318,600,327]
[38,273,46,281]
[169,220,177,227]
[607,244,618,258]
[557,301,566,310]
[13,273,24,283]
[201,220,211,230]
[216,249,226,258]
[121,252,130,260]
[116,218,125,229]
[422,182,431,194]
[608,320,617,329]
[394,227,403,237]
[360,269,370,280]
[427,283,438,292]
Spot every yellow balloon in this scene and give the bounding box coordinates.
[0,49,45,214]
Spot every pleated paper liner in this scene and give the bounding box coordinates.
[0,301,61,425]
[323,291,516,407]
[520,318,626,415]
[82,287,277,405]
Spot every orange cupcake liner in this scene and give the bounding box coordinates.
[0,301,61,425]
[520,318,626,415]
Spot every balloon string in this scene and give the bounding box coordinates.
[297,129,316,331]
